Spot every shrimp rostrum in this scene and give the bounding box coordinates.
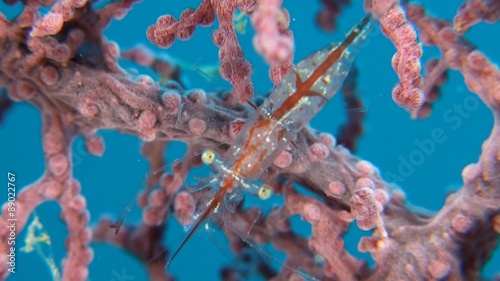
[166,15,375,266]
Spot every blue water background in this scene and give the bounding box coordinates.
[1,0,499,280]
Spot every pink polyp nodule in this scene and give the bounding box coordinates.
[427,258,451,279]
[374,188,389,205]
[48,153,70,177]
[461,163,481,184]
[143,207,157,225]
[79,99,99,117]
[318,133,336,147]
[273,150,292,168]
[451,213,472,233]
[328,181,346,196]
[85,135,105,156]
[80,247,94,265]
[43,131,65,155]
[188,118,206,136]
[186,89,206,104]
[355,160,375,176]
[355,177,375,189]
[351,187,378,224]
[14,81,37,100]
[174,191,196,225]
[138,128,156,142]
[138,111,157,129]
[148,189,167,207]
[39,65,60,86]
[161,91,181,115]
[41,180,63,199]
[65,265,89,281]
[68,194,87,213]
[391,83,424,109]
[310,142,329,160]
[303,203,321,223]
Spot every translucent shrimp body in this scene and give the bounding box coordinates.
[166,15,375,267]
[226,15,375,180]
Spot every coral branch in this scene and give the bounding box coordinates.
[251,0,294,84]
[0,0,499,280]
[365,0,424,110]
[316,0,352,32]
[147,0,255,102]
[454,0,500,34]
[336,65,365,151]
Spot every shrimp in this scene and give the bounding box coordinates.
[166,15,375,266]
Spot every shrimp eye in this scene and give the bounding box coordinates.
[258,185,272,200]
[201,149,216,165]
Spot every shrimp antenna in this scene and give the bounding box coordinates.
[109,186,140,234]
[110,170,154,234]
[225,215,319,281]
[111,159,171,234]
[166,187,227,267]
